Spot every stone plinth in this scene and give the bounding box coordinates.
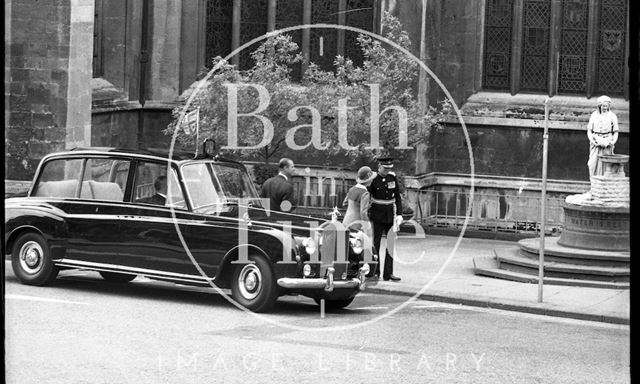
[558,202,630,251]
[476,153,630,288]
[590,154,630,205]
[560,154,629,251]
[590,176,630,204]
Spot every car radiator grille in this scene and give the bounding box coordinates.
[319,224,350,278]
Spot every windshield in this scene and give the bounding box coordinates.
[181,162,260,213]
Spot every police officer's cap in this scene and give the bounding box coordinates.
[376,156,394,169]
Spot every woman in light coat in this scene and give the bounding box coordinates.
[342,166,377,238]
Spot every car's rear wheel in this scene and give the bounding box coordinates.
[231,255,277,313]
[99,271,136,283]
[11,232,58,286]
[314,297,355,310]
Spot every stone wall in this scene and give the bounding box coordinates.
[91,109,140,148]
[6,0,94,180]
[403,173,591,234]
[386,0,481,108]
[388,0,630,182]
[88,0,203,154]
[420,123,629,181]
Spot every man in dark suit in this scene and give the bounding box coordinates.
[137,175,167,206]
[368,157,402,281]
[260,158,295,212]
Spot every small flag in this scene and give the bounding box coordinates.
[183,108,200,136]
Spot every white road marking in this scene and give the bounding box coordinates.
[5,294,91,306]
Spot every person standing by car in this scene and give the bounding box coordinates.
[342,166,376,234]
[260,158,296,212]
[342,166,377,237]
[368,157,403,281]
[343,166,377,277]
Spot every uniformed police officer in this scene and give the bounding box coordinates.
[367,157,402,281]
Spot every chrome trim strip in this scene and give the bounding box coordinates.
[40,151,182,165]
[29,198,190,212]
[55,259,213,282]
[25,199,324,233]
[63,214,215,227]
[276,277,361,290]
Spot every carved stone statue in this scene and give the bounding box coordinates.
[586,95,619,176]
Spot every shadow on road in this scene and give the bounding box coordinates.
[6,271,362,315]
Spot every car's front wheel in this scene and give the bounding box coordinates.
[231,255,277,313]
[11,232,59,286]
[99,271,136,283]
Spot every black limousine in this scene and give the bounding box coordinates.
[4,144,372,312]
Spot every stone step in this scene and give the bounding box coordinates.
[518,237,630,265]
[494,248,629,282]
[517,249,629,268]
[473,256,630,289]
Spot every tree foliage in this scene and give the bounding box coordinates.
[165,12,449,165]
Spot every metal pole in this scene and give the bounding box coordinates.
[301,0,312,74]
[538,98,550,303]
[267,0,276,32]
[194,107,200,157]
[418,0,428,113]
[231,0,241,68]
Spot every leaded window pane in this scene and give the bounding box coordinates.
[310,0,339,71]
[276,0,305,80]
[521,0,550,92]
[205,0,233,68]
[483,0,514,90]
[345,0,375,67]
[558,0,589,94]
[596,0,627,95]
[239,0,269,70]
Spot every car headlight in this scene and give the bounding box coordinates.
[302,237,317,255]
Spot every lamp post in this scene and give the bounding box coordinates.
[538,98,550,303]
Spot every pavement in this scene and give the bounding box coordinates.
[365,233,630,325]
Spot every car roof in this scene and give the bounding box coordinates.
[69,147,195,161]
[45,147,243,165]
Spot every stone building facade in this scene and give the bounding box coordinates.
[5,0,632,187]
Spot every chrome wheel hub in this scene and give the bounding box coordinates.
[19,241,44,275]
[237,264,261,300]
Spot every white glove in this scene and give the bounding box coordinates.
[393,215,403,232]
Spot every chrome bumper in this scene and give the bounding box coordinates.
[277,266,368,292]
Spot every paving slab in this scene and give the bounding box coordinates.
[366,234,630,324]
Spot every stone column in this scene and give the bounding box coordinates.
[6,0,94,180]
[66,0,95,149]
[147,0,182,102]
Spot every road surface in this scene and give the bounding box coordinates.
[4,262,630,384]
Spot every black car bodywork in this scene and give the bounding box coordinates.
[4,147,372,312]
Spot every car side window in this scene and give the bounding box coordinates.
[133,162,186,209]
[79,158,127,201]
[167,170,187,209]
[32,158,83,198]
